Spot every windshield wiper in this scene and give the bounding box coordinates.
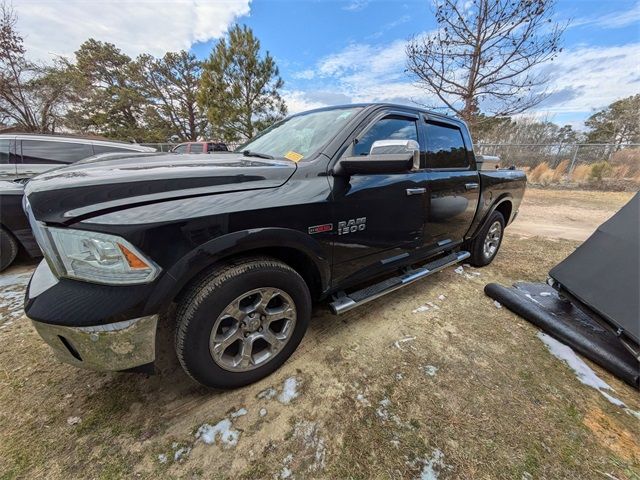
[242,150,274,160]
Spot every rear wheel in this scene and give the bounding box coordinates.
[468,211,505,267]
[175,257,311,389]
[0,228,18,272]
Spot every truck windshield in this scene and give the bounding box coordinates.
[237,107,362,161]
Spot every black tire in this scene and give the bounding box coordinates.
[175,257,311,389]
[0,228,19,272]
[468,211,505,267]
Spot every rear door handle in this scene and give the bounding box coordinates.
[465,183,479,191]
[406,187,426,196]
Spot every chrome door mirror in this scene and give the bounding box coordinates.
[370,139,420,170]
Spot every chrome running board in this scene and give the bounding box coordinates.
[329,251,470,315]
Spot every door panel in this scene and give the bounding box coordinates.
[425,170,480,247]
[422,120,480,247]
[329,111,429,288]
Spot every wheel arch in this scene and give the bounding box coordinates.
[467,195,514,241]
[145,228,331,313]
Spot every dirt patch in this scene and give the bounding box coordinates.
[584,408,640,463]
[509,188,633,241]
[1,190,639,479]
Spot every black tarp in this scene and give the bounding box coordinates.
[549,192,640,346]
[485,282,639,388]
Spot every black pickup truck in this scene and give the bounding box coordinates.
[23,104,526,388]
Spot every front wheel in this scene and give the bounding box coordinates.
[468,211,505,267]
[175,257,311,389]
[0,228,19,272]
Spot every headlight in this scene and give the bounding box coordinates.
[42,227,160,285]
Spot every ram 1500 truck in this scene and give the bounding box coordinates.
[23,104,526,389]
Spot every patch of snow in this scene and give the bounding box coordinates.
[356,393,370,406]
[259,408,267,417]
[540,291,552,297]
[394,335,416,351]
[292,421,326,472]
[454,266,464,275]
[471,271,481,276]
[280,466,292,479]
[230,407,247,418]
[278,377,300,405]
[257,387,277,400]
[173,445,190,462]
[158,453,167,464]
[196,418,240,448]
[438,294,446,301]
[493,300,502,309]
[525,293,544,306]
[66,416,81,426]
[537,333,634,413]
[0,271,31,288]
[422,365,438,377]
[376,398,391,420]
[412,305,430,313]
[427,301,439,310]
[395,372,404,380]
[417,449,446,480]
[626,409,640,420]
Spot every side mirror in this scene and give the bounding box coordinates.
[335,139,420,176]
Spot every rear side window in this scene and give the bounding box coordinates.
[0,139,11,164]
[425,123,468,169]
[207,143,228,152]
[188,143,204,153]
[93,144,137,155]
[354,117,418,156]
[21,140,93,164]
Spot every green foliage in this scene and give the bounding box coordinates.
[589,161,612,182]
[198,24,287,143]
[585,94,640,148]
[63,39,160,142]
[134,50,206,141]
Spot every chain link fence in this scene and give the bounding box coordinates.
[475,143,640,189]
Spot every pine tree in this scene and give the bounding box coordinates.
[198,25,286,142]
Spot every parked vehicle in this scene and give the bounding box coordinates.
[171,141,228,154]
[22,104,526,388]
[0,133,156,179]
[0,180,40,271]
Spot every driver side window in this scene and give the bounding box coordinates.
[353,117,418,156]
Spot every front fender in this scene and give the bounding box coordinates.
[143,227,331,313]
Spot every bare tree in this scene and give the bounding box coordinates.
[0,2,69,132]
[406,0,566,128]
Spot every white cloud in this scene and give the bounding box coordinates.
[572,3,640,29]
[288,37,640,124]
[342,0,369,12]
[538,43,640,114]
[15,0,252,61]
[292,69,316,80]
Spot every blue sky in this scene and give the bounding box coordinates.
[198,0,640,128]
[16,0,640,129]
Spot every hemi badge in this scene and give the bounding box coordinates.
[308,223,333,234]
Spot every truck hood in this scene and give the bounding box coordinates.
[25,152,297,224]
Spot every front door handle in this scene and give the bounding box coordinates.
[406,187,426,196]
[465,183,479,191]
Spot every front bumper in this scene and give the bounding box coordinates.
[31,315,158,371]
[25,259,160,371]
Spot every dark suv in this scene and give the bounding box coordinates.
[0,134,156,180]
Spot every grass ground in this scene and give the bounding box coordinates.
[0,189,638,479]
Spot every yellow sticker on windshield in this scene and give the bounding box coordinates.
[284,151,304,162]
